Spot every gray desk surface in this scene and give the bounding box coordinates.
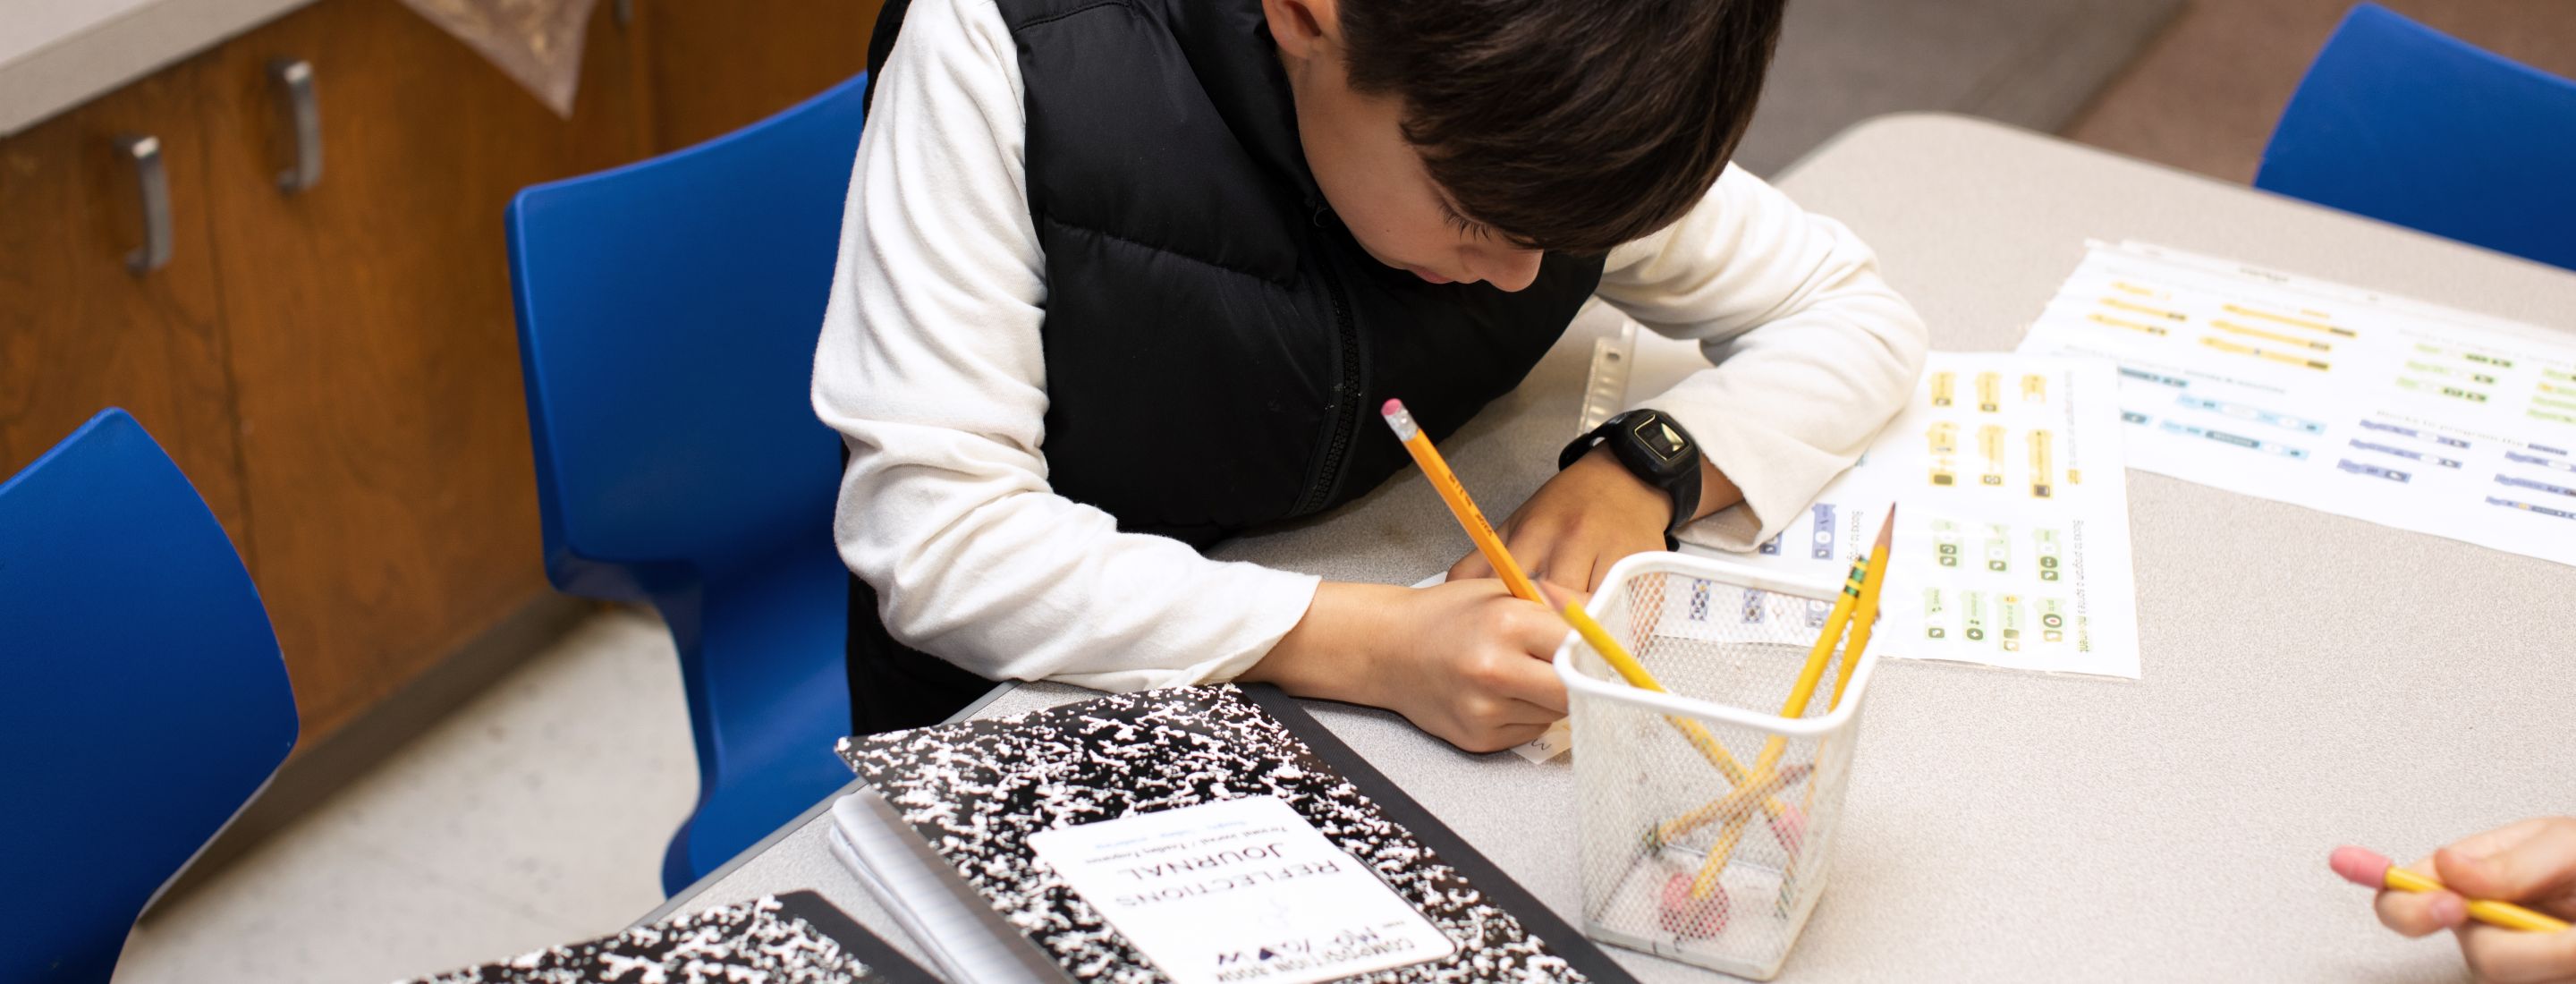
[648,115,2576,982]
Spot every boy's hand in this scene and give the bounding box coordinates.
[1448,445,1677,592]
[2371,817,2576,982]
[1244,580,1570,753]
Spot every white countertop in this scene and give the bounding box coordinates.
[0,0,312,136]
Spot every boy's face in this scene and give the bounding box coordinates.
[1267,0,1546,293]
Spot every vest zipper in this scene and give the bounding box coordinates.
[1296,246,1363,517]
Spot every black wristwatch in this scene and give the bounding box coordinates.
[1561,409,1702,548]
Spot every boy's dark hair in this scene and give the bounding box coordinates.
[1341,0,1787,254]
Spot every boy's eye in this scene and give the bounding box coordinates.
[1436,199,1493,241]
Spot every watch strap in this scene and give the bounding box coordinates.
[1561,411,1702,545]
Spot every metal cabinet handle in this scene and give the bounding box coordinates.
[614,0,632,27]
[269,58,321,192]
[115,133,172,274]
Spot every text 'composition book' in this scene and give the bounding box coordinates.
[831,684,1640,984]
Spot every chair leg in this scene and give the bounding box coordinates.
[661,816,699,898]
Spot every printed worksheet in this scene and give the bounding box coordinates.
[1685,353,2144,679]
[2016,242,2576,566]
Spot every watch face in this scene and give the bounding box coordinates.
[1629,414,1689,463]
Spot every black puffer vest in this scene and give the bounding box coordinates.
[847,0,1606,731]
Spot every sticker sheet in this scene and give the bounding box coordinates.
[1690,352,2144,679]
[2017,241,2576,566]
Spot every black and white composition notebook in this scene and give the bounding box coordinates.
[402,891,935,984]
[830,684,1639,984]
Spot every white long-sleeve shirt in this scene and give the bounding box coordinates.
[812,0,1928,692]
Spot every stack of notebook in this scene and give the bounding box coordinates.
[401,891,933,984]
[827,684,1638,984]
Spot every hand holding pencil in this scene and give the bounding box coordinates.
[2335,818,2576,981]
[1236,399,1562,755]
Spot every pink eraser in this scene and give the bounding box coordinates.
[1381,398,1404,417]
[1767,804,1809,855]
[1658,871,1730,938]
[2331,845,2392,888]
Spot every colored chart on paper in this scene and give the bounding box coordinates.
[1707,353,2143,680]
[2017,242,2576,568]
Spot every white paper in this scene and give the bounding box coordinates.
[1691,353,2145,679]
[1507,720,1572,762]
[2017,241,2576,565]
[827,792,1067,984]
[1026,796,1454,984]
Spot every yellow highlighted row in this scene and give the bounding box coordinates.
[2029,429,2054,499]
[2201,335,2331,371]
[2100,297,2186,320]
[2223,302,2357,337]
[2212,318,2331,352]
[2089,312,2170,336]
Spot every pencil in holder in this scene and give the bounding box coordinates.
[1554,553,1881,980]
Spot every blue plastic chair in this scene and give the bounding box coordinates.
[504,72,868,895]
[2257,3,2576,272]
[1,409,299,983]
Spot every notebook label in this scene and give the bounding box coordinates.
[1027,794,1456,984]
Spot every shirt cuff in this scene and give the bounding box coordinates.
[1642,399,1853,555]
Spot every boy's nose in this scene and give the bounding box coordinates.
[1475,247,1545,293]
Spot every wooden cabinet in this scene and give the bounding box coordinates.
[640,0,881,152]
[190,0,654,739]
[1,0,883,754]
[0,58,251,552]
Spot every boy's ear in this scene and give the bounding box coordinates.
[1262,0,1340,63]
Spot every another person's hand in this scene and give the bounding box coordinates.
[1244,579,1571,753]
[1448,445,1674,592]
[2371,817,2576,982]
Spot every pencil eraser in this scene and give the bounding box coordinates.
[2331,845,2392,888]
[1659,872,1730,938]
[1767,804,1809,855]
[1381,398,1404,418]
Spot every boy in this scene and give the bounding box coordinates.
[815,0,1928,751]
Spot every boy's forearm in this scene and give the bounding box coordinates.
[1694,456,1746,521]
[1238,581,1405,706]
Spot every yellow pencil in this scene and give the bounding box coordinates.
[1687,509,1895,899]
[1831,507,1899,709]
[1551,590,1801,836]
[1554,596,1761,782]
[2334,846,2571,933]
[1674,506,1885,825]
[1381,400,1541,603]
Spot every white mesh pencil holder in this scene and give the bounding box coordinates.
[1555,552,1882,981]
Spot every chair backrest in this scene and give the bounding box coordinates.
[0,409,299,983]
[505,72,870,893]
[2256,3,2576,272]
[505,73,868,602]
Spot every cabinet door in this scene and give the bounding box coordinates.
[193,0,653,740]
[640,0,885,152]
[0,61,252,551]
